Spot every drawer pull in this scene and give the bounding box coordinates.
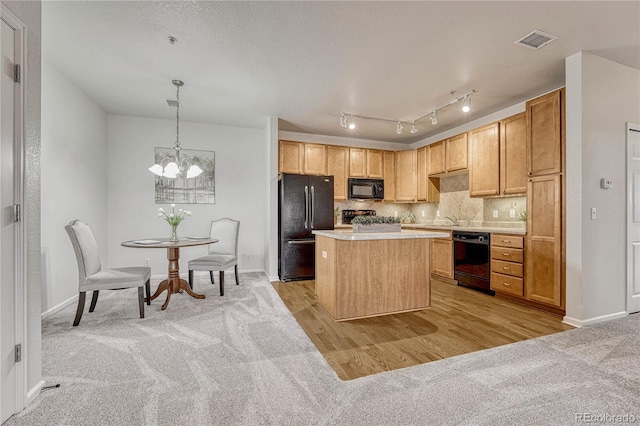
[501,282,512,287]
[502,266,511,270]
[502,252,511,256]
[501,240,511,243]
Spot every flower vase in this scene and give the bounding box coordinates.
[169,224,179,242]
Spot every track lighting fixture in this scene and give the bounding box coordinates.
[339,89,474,136]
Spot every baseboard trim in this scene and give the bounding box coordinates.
[41,294,78,320]
[267,274,280,282]
[563,311,628,328]
[26,380,45,406]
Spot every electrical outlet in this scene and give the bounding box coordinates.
[421,210,425,217]
[322,250,327,259]
[509,209,516,218]
[591,207,597,220]
[436,210,440,217]
[394,211,398,218]
[492,210,498,218]
[144,258,149,266]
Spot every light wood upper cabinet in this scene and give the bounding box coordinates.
[303,143,327,175]
[327,146,348,200]
[383,151,396,202]
[366,149,384,178]
[427,141,446,176]
[445,133,468,172]
[349,148,367,177]
[395,150,417,201]
[469,122,500,197]
[526,174,562,307]
[500,113,527,195]
[527,89,563,177]
[417,147,440,202]
[279,140,304,174]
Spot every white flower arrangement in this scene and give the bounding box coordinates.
[157,203,192,226]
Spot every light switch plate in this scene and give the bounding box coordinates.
[591,207,597,220]
[509,209,515,218]
[322,251,327,259]
[492,210,498,218]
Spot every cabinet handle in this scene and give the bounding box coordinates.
[502,266,511,270]
[502,252,511,256]
[501,240,511,243]
[502,282,512,287]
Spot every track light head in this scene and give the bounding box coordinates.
[340,113,347,128]
[462,96,470,113]
[410,123,418,134]
[430,111,438,125]
[397,122,403,134]
[348,120,356,130]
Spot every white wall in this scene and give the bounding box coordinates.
[565,52,640,325]
[3,0,42,399]
[41,61,108,314]
[106,115,266,277]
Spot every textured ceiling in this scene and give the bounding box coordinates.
[42,1,640,144]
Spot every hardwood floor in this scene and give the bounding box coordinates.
[272,278,573,381]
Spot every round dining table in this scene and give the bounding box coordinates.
[121,237,218,310]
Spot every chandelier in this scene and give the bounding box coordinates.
[148,80,203,179]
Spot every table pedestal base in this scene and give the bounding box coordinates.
[147,247,206,310]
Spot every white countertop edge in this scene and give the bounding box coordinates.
[312,229,450,241]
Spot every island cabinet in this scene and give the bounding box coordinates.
[417,147,440,202]
[383,151,396,202]
[278,140,304,174]
[395,150,417,201]
[313,230,446,321]
[469,122,500,197]
[327,145,348,200]
[490,234,524,296]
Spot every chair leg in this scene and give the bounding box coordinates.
[73,292,86,326]
[188,270,193,290]
[89,291,99,312]
[235,264,239,285]
[138,287,145,319]
[209,270,214,284]
[219,271,225,296]
[146,279,151,305]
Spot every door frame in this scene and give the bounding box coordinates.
[1,4,26,416]
[628,122,640,314]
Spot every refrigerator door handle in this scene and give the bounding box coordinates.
[287,240,315,245]
[310,186,315,229]
[304,185,309,229]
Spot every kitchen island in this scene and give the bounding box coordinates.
[312,229,449,321]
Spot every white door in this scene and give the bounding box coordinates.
[628,124,640,314]
[0,15,17,423]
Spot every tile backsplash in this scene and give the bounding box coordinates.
[335,173,526,229]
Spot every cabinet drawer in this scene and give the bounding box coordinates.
[491,247,523,263]
[491,234,524,249]
[491,259,523,278]
[490,272,524,296]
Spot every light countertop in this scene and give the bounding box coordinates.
[312,229,450,241]
[334,224,526,235]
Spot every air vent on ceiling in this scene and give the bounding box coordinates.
[514,29,558,50]
[166,99,179,107]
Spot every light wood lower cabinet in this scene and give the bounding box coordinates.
[431,236,453,279]
[490,234,524,297]
[526,174,562,307]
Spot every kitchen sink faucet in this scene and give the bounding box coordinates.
[445,215,459,226]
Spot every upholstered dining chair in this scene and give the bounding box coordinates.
[188,218,240,296]
[65,220,151,326]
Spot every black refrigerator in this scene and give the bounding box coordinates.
[278,173,334,281]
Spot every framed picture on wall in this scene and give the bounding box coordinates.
[153,147,215,204]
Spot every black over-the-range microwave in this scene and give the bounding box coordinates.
[347,178,384,200]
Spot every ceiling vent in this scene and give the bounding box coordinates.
[514,29,558,50]
[166,99,179,108]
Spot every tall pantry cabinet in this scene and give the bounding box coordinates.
[525,89,565,311]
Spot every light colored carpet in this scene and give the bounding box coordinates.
[7,272,640,425]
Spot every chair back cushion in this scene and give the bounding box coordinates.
[209,218,239,256]
[65,220,102,279]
